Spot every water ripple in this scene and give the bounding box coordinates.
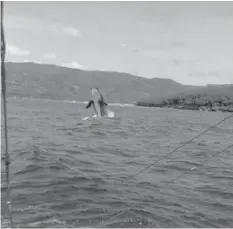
[1,97,233,228]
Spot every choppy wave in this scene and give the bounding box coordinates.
[1,97,233,228]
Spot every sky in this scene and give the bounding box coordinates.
[3,1,233,85]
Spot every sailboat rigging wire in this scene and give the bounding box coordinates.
[150,143,233,228]
[1,1,13,227]
[97,143,233,228]
[119,112,233,182]
[0,2,232,227]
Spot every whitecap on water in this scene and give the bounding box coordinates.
[82,109,115,121]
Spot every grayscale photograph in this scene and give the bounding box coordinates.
[1,1,233,228]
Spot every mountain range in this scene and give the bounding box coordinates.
[5,62,233,104]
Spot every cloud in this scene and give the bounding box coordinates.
[121,43,128,48]
[6,44,30,56]
[62,61,87,70]
[45,24,82,37]
[62,27,82,37]
[23,59,43,64]
[5,15,82,38]
[43,53,56,60]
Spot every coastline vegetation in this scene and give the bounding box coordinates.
[136,89,233,113]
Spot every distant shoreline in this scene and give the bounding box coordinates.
[135,102,233,113]
[7,96,233,113]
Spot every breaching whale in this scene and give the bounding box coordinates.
[86,88,108,117]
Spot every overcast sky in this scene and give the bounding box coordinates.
[3,1,233,85]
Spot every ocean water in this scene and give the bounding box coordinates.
[1,97,233,228]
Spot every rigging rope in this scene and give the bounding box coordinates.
[118,112,233,183]
[150,143,233,228]
[1,1,13,227]
[0,2,232,228]
[98,143,233,228]
[97,113,233,227]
